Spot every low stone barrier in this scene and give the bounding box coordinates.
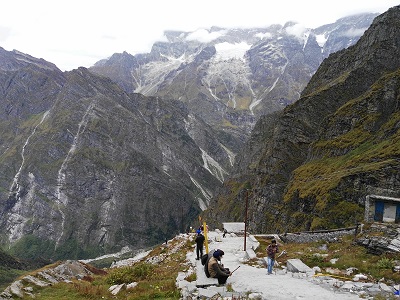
[279,227,357,244]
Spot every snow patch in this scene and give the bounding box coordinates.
[133,52,197,95]
[186,29,227,43]
[255,32,272,39]
[285,24,309,46]
[316,33,328,48]
[215,42,252,61]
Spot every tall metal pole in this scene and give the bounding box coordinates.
[244,190,249,251]
[181,197,185,233]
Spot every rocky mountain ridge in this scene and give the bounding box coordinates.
[0,58,233,260]
[203,5,400,233]
[90,13,378,143]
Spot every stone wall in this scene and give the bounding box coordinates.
[279,227,357,243]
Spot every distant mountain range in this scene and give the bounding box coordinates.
[90,13,378,143]
[0,9,396,261]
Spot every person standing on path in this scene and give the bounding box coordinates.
[266,239,279,274]
[195,231,205,260]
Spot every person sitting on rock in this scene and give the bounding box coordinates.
[207,249,231,284]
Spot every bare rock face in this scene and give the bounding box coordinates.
[204,6,400,233]
[0,60,231,259]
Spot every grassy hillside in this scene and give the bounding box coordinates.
[0,248,27,290]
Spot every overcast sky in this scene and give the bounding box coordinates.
[0,0,398,71]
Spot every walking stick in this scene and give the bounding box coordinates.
[277,250,287,258]
[230,265,240,275]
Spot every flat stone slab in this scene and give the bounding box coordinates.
[198,287,218,298]
[196,277,217,288]
[22,275,50,287]
[246,248,257,259]
[249,235,260,250]
[286,259,314,274]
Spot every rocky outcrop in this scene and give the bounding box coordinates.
[356,224,400,255]
[0,260,106,299]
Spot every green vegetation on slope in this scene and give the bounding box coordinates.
[282,70,400,231]
[4,227,400,299]
[0,247,39,291]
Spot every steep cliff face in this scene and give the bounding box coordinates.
[0,59,232,259]
[203,6,400,233]
[90,14,377,143]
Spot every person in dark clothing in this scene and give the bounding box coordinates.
[266,239,279,274]
[207,249,231,284]
[195,232,205,260]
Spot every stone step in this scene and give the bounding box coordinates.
[286,258,314,274]
[195,259,218,288]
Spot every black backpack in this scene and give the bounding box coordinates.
[201,254,208,265]
[202,250,215,278]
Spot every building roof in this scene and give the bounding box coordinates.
[368,194,400,202]
[222,222,245,233]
